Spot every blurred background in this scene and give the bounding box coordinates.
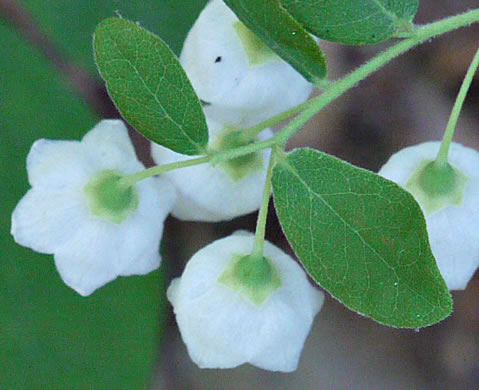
[1,0,478,389]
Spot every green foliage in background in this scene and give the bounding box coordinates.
[21,0,208,71]
[0,0,208,385]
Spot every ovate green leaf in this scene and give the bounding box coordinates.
[282,0,419,45]
[224,0,327,82]
[94,17,208,155]
[272,148,452,328]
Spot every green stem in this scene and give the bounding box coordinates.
[240,9,479,148]
[119,9,479,188]
[435,45,479,167]
[209,137,278,165]
[119,155,211,187]
[272,9,479,146]
[251,146,277,258]
[241,99,316,140]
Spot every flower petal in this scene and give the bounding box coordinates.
[82,119,143,174]
[53,220,131,296]
[427,179,479,289]
[11,187,88,254]
[27,139,94,188]
[114,176,176,275]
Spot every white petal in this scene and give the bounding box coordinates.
[135,175,176,223]
[114,213,164,277]
[26,139,95,188]
[248,300,307,372]
[180,0,313,127]
[115,176,176,275]
[152,119,273,222]
[82,119,143,174]
[426,178,479,289]
[167,277,181,305]
[169,233,323,372]
[53,222,125,296]
[11,187,88,254]
[250,239,324,371]
[379,141,479,290]
[53,218,137,296]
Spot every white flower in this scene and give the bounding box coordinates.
[151,116,273,222]
[11,120,176,296]
[379,141,479,290]
[180,0,313,127]
[167,232,324,372]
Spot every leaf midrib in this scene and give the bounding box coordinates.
[369,0,400,23]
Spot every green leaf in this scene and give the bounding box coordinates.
[282,0,419,45]
[21,0,208,73]
[224,0,327,82]
[0,23,168,388]
[94,17,208,155]
[272,148,452,328]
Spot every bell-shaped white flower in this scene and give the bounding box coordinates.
[11,120,176,296]
[151,116,273,222]
[168,232,324,372]
[379,141,479,290]
[180,0,314,127]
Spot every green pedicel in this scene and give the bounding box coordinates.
[406,160,468,215]
[233,21,280,67]
[84,170,139,224]
[218,254,282,306]
[209,127,264,181]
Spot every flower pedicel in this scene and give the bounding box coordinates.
[152,116,273,222]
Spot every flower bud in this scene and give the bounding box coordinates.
[379,141,479,290]
[168,232,324,372]
[180,0,314,127]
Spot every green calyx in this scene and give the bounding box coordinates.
[218,254,282,306]
[233,21,280,67]
[84,170,139,224]
[209,127,264,181]
[406,160,468,215]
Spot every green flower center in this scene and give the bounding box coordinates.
[233,21,280,67]
[84,170,139,224]
[209,127,264,181]
[406,160,468,215]
[218,253,282,306]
